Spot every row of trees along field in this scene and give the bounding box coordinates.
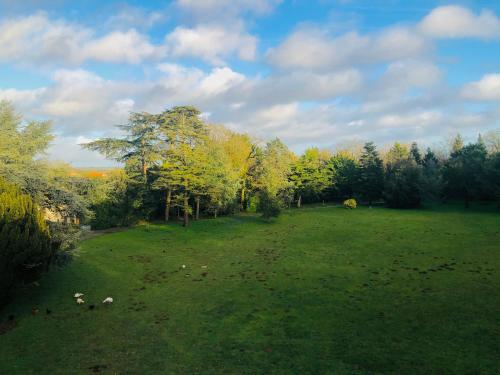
[83,105,500,227]
[1,100,499,301]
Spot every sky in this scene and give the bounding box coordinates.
[1,0,500,167]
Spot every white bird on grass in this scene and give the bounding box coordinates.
[102,297,113,304]
[74,293,84,298]
[76,298,85,304]
[182,265,186,269]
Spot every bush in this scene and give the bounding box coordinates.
[257,191,281,219]
[48,222,81,266]
[343,198,357,209]
[0,180,53,303]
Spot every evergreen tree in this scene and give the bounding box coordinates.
[485,152,500,203]
[156,106,208,226]
[328,152,358,200]
[443,142,488,207]
[384,143,423,208]
[83,112,161,183]
[358,142,384,206]
[421,148,442,202]
[0,179,53,303]
[410,142,422,165]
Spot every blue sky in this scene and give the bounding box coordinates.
[1,0,499,166]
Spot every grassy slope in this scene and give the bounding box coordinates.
[0,206,499,374]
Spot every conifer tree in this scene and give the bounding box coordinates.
[358,142,384,206]
[156,106,208,226]
[410,142,422,165]
[0,179,53,303]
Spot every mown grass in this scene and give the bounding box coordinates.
[0,205,499,374]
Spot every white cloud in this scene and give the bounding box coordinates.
[0,87,46,107]
[82,30,164,64]
[267,26,429,70]
[419,5,500,39]
[105,4,166,30]
[236,69,362,107]
[153,64,247,104]
[0,13,165,65]
[0,13,89,65]
[256,102,300,124]
[41,70,108,117]
[175,0,282,19]
[462,74,500,101]
[165,24,257,65]
[198,67,246,95]
[370,60,442,101]
[381,60,442,88]
[375,111,443,129]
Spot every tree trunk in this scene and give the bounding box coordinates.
[240,187,246,211]
[297,194,302,208]
[183,193,189,227]
[214,209,217,219]
[165,189,171,222]
[195,195,200,220]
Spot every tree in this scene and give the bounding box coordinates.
[291,148,331,207]
[358,142,384,206]
[0,101,52,195]
[443,142,488,207]
[384,143,423,208]
[410,142,422,165]
[451,133,464,154]
[485,152,500,203]
[386,142,409,164]
[1,102,89,223]
[421,148,442,202]
[156,106,208,226]
[0,101,53,185]
[257,190,282,219]
[83,112,161,183]
[250,139,294,217]
[0,179,53,303]
[328,152,358,200]
[86,170,133,229]
[204,127,245,217]
[82,112,163,221]
[483,129,500,154]
[207,126,255,211]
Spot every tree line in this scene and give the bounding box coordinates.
[82,106,500,227]
[1,101,499,302]
[2,101,499,231]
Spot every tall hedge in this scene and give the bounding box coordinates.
[0,180,53,303]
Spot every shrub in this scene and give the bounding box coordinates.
[48,222,81,266]
[257,191,281,219]
[0,180,53,303]
[343,198,357,209]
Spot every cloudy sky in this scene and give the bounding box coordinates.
[1,0,499,166]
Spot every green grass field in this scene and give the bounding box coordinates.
[1,206,499,374]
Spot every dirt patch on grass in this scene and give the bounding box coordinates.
[81,227,130,240]
[0,320,17,335]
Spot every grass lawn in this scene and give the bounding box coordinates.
[0,205,499,374]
